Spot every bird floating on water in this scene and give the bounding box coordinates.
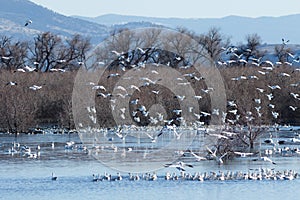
[164,161,193,171]
[51,172,57,181]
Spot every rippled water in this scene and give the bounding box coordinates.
[1,132,300,200]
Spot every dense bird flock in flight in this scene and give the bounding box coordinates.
[1,21,300,182]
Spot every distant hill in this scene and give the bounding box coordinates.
[0,0,166,45]
[0,0,109,43]
[1,0,300,48]
[74,13,300,44]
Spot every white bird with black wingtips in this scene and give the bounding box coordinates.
[164,161,193,171]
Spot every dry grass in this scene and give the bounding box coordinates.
[0,63,299,133]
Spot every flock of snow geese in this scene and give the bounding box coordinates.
[3,23,300,183]
[3,129,300,183]
[91,168,299,182]
[74,46,299,182]
[84,47,300,128]
[218,43,300,67]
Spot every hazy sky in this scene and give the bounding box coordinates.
[30,0,300,18]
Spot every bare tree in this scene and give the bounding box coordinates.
[274,39,293,63]
[0,36,28,70]
[198,27,230,62]
[242,33,265,61]
[57,34,91,70]
[29,32,62,72]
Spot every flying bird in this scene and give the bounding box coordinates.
[174,95,185,101]
[257,70,267,75]
[212,109,220,116]
[206,146,228,165]
[130,98,139,105]
[266,93,274,100]
[254,98,261,104]
[129,84,141,92]
[116,85,127,93]
[256,88,264,93]
[107,73,120,78]
[200,111,211,117]
[164,161,193,171]
[268,85,281,90]
[173,109,182,115]
[144,132,159,143]
[271,111,279,119]
[201,88,213,93]
[290,93,299,99]
[152,90,159,95]
[279,72,291,77]
[24,65,36,72]
[194,95,203,100]
[228,109,238,115]
[253,156,276,165]
[29,85,42,90]
[268,104,275,109]
[289,106,297,111]
[24,19,32,26]
[227,101,237,107]
[92,85,106,91]
[282,38,290,45]
[6,81,17,86]
[234,151,254,157]
[187,150,207,161]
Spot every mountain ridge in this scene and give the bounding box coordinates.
[0,0,109,43]
[73,13,300,44]
[0,0,300,45]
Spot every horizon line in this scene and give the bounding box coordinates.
[69,12,300,20]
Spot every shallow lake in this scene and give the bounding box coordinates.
[1,131,300,200]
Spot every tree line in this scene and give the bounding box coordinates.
[0,27,297,72]
[0,32,91,72]
[0,28,299,135]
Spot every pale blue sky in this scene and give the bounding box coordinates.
[30,0,300,18]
